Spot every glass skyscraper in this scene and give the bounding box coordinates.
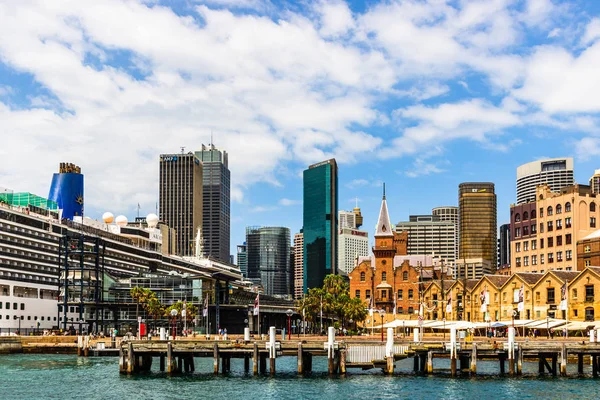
[303,159,338,292]
[246,226,291,296]
[195,144,231,263]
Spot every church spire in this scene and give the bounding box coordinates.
[375,183,393,237]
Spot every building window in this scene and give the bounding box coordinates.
[591,203,597,213]
[566,234,572,245]
[540,238,544,249]
[585,245,591,253]
[557,251,562,262]
[398,307,403,314]
[360,272,365,282]
[548,253,554,263]
[408,289,414,300]
[408,307,414,314]
[565,202,571,212]
[355,290,360,298]
[547,221,553,231]
[586,285,594,302]
[382,272,387,282]
[539,223,544,233]
[591,217,597,228]
[540,254,545,264]
[524,241,529,251]
[556,219,562,230]
[540,208,544,217]
[586,260,592,267]
[531,240,537,250]
[523,226,529,236]
[382,290,387,299]
[566,250,572,260]
[523,211,529,220]
[586,307,595,321]
[515,227,521,237]
[547,288,555,303]
[547,206,553,216]
[398,290,403,300]
[548,237,553,247]
[557,236,562,246]
[565,217,572,228]
[515,213,521,222]
[403,271,408,281]
[531,209,537,218]
[516,243,521,252]
[572,288,578,300]
[516,257,521,267]
[556,204,562,214]
[365,290,371,299]
[532,255,537,265]
[531,224,536,234]
[524,256,529,266]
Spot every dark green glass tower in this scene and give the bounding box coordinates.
[303,159,338,292]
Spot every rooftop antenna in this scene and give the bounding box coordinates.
[383,182,386,200]
[180,146,185,154]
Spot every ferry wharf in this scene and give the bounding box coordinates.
[112,327,600,378]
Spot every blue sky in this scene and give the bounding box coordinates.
[1,0,600,258]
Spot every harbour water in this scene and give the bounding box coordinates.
[1,354,599,400]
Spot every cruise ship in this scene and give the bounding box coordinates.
[0,191,241,334]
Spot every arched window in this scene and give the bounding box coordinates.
[382,272,387,281]
[591,202,596,213]
[403,271,408,281]
[547,206,553,216]
[556,204,562,214]
[523,211,529,220]
[360,272,365,282]
[531,209,536,219]
[515,213,521,222]
[565,202,571,212]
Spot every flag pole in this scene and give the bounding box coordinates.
[565,279,569,339]
[205,293,209,338]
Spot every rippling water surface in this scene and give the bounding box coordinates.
[0,354,598,400]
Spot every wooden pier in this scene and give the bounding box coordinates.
[95,327,600,378]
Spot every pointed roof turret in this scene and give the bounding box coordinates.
[375,183,394,237]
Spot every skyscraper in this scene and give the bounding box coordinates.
[458,182,497,272]
[159,153,203,257]
[303,159,338,292]
[395,214,456,266]
[293,232,304,300]
[237,243,247,278]
[195,144,230,262]
[246,226,291,296]
[498,223,511,269]
[516,158,574,204]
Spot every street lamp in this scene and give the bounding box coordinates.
[170,309,178,339]
[286,309,293,340]
[378,309,386,342]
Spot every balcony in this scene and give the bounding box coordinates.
[375,298,393,304]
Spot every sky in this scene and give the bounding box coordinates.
[1,0,600,259]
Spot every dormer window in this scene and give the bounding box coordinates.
[382,225,387,232]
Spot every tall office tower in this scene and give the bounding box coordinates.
[338,227,369,275]
[516,158,574,204]
[498,223,511,268]
[339,210,357,229]
[293,232,304,300]
[395,214,457,266]
[48,163,84,220]
[195,144,230,262]
[303,159,338,292]
[159,153,203,257]
[237,243,247,278]
[246,226,291,296]
[590,169,600,194]
[432,206,459,263]
[458,183,497,273]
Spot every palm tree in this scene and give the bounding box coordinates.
[130,286,145,332]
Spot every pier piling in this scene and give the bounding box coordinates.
[470,343,477,375]
[213,343,219,375]
[560,344,567,377]
[253,342,259,375]
[297,342,303,374]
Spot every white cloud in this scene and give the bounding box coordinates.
[316,0,354,37]
[278,198,301,206]
[345,179,369,189]
[582,18,600,46]
[575,137,600,161]
[249,205,279,213]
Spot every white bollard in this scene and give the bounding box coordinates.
[244,327,250,341]
[269,326,276,358]
[508,327,515,344]
[159,327,166,341]
[386,328,394,357]
[450,327,457,358]
[591,329,596,343]
[508,327,515,360]
[413,328,419,343]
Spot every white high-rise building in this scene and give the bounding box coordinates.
[338,227,369,275]
[395,214,457,267]
[516,158,574,204]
